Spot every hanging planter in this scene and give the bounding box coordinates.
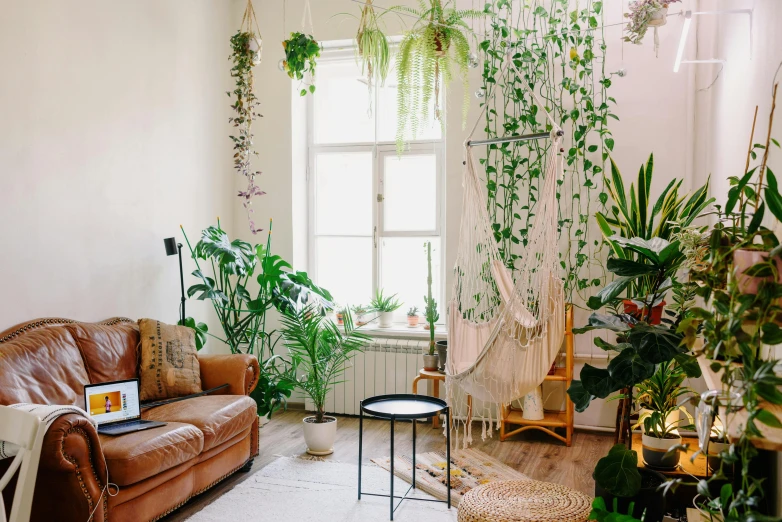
[624,1,681,46]
[239,0,263,65]
[355,0,391,91]
[282,32,320,96]
[390,0,483,151]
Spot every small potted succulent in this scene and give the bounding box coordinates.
[282,31,320,96]
[623,0,681,44]
[406,306,420,327]
[351,304,371,326]
[369,288,402,328]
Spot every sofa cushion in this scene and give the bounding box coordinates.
[0,327,90,407]
[65,323,139,383]
[100,422,203,486]
[142,395,257,451]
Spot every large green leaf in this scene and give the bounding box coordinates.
[179,317,208,350]
[594,444,642,498]
[567,380,594,412]
[630,325,682,364]
[573,313,631,334]
[194,226,257,276]
[606,258,657,277]
[587,276,632,309]
[581,364,619,399]
[764,169,782,222]
[607,347,654,387]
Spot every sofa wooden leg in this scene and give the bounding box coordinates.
[239,458,254,472]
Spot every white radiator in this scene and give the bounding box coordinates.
[304,337,429,415]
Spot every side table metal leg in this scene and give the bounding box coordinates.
[412,419,416,489]
[358,406,363,500]
[390,418,395,520]
[446,407,451,509]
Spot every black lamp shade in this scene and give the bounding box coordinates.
[164,237,179,256]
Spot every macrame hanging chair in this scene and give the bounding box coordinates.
[446,55,566,446]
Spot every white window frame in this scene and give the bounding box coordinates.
[305,43,446,325]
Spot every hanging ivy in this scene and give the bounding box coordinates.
[479,0,618,303]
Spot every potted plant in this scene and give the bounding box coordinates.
[422,241,440,371]
[391,0,482,150]
[282,306,369,455]
[635,361,694,469]
[351,304,371,326]
[282,31,320,96]
[407,306,420,327]
[623,0,681,45]
[369,288,402,328]
[355,0,391,91]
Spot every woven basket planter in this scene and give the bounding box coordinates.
[458,480,592,522]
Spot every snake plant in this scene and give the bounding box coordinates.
[391,0,482,151]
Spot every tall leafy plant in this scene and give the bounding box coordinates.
[424,241,439,355]
[479,0,615,303]
[230,31,265,234]
[393,0,482,151]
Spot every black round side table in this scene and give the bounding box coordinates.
[358,393,451,520]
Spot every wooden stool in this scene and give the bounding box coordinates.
[458,480,592,522]
[412,369,472,428]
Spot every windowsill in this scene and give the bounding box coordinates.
[357,323,447,340]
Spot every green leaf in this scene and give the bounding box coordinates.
[607,348,654,387]
[594,444,642,498]
[673,353,701,378]
[606,258,657,277]
[756,383,782,405]
[725,168,755,215]
[567,380,594,412]
[573,313,631,334]
[605,137,614,151]
[630,325,681,364]
[755,408,782,429]
[581,364,619,399]
[588,276,632,309]
[764,170,782,222]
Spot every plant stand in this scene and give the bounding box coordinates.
[500,305,574,446]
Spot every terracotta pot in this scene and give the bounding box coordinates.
[642,433,682,470]
[303,415,337,456]
[423,354,439,371]
[623,299,666,325]
[733,248,782,294]
[407,315,420,327]
[336,313,344,326]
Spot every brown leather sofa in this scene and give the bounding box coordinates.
[0,317,260,522]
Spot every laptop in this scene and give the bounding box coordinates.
[83,378,166,435]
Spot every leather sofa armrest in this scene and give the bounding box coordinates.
[198,353,260,396]
[34,413,109,522]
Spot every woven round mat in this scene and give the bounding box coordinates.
[457,480,592,522]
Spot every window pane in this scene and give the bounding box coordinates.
[315,152,372,235]
[383,154,437,232]
[313,61,375,144]
[316,237,373,307]
[379,237,441,323]
[377,64,442,142]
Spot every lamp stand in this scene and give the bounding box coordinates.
[178,243,186,325]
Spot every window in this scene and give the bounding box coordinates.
[307,45,444,325]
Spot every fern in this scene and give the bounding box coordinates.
[390,0,483,152]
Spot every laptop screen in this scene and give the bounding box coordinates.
[84,379,141,426]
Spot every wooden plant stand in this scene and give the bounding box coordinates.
[500,305,575,446]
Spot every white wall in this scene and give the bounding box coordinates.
[0,0,240,346]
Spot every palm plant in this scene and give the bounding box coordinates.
[281,307,370,423]
[635,361,694,438]
[391,0,482,150]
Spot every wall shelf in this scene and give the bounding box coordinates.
[500,306,575,446]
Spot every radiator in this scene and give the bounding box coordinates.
[304,337,430,415]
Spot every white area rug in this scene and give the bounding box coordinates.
[186,457,458,521]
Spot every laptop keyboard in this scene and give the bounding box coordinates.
[101,419,146,432]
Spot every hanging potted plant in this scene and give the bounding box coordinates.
[369,288,402,328]
[623,0,681,44]
[407,306,420,327]
[355,0,391,90]
[282,307,369,455]
[391,0,482,150]
[282,31,321,96]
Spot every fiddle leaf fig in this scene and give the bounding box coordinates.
[607,348,654,387]
[594,444,642,498]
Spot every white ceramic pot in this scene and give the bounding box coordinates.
[647,7,668,27]
[379,311,394,328]
[706,439,731,473]
[642,433,682,469]
[521,386,545,421]
[249,36,263,65]
[302,415,337,455]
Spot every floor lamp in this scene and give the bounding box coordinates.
[164,237,186,325]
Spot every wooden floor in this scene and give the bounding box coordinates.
[164,408,613,520]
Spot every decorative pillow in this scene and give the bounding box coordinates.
[137,319,202,401]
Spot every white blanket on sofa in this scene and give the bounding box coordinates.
[0,403,95,459]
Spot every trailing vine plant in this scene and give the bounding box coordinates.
[282,32,321,96]
[392,0,483,151]
[479,0,617,304]
[230,29,265,235]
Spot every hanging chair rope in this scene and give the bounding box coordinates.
[446,52,566,448]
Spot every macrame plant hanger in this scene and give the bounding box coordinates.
[240,0,264,64]
[446,51,566,449]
